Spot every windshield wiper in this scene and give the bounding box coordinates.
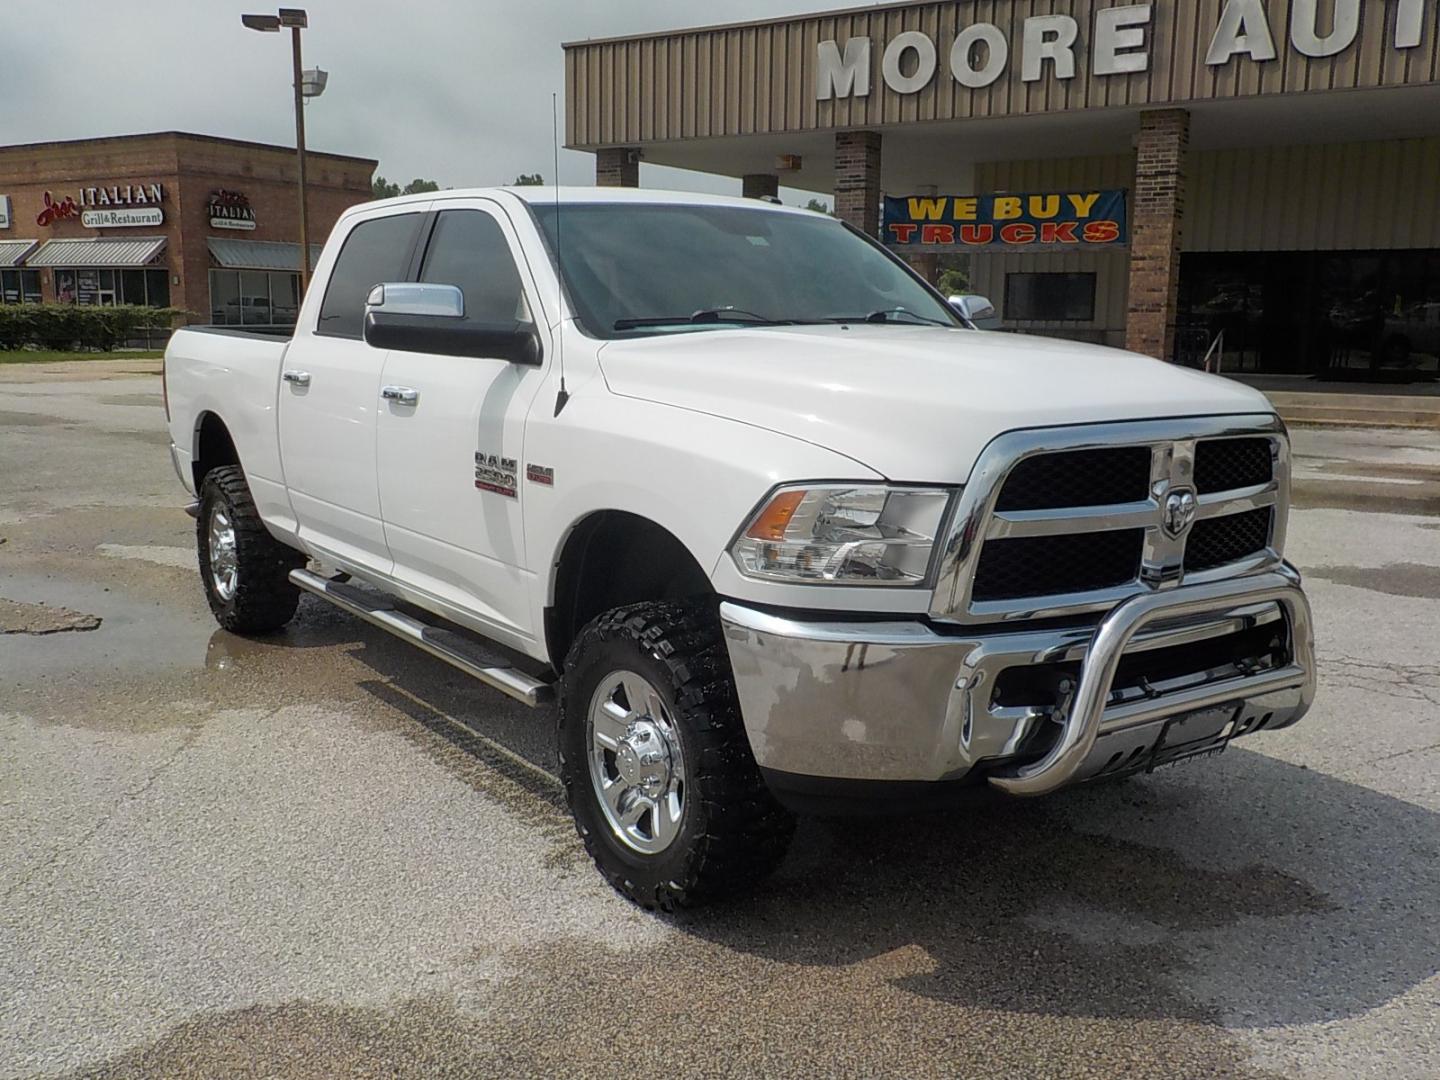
[614,307,789,331]
[826,308,954,327]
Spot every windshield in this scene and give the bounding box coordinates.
[533,202,961,339]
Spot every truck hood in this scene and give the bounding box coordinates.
[596,325,1275,483]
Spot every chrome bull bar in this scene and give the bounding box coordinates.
[987,569,1315,797]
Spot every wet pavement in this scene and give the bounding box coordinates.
[2,359,1438,1079]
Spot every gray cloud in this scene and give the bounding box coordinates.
[5,1,837,201]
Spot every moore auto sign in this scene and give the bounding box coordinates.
[817,0,1433,98]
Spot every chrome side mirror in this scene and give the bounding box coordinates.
[365,282,464,318]
[363,281,541,365]
[949,294,998,327]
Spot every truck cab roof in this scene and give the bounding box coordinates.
[359,185,812,216]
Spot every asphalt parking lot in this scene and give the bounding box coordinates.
[2,359,1437,1079]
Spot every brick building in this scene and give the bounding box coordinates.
[0,132,375,328]
[564,1,1440,377]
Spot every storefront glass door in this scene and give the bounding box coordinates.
[1179,250,1440,379]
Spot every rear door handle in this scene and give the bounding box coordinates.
[282,370,311,387]
[381,385,419,406]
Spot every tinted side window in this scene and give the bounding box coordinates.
[317,212,422,338]
[419,210,529,324]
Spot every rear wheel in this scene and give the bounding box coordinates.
[558,600,794,910]
[197,465,303,633]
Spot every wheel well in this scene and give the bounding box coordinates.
[546,511,713,671]
[193,412,240,489]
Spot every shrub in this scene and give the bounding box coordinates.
[0,304,187,351]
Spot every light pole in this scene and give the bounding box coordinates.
[242,8,326,294]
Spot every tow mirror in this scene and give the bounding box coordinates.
[363,282,542,365]
[949,294,999,329]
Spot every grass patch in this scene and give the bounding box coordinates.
[0,350,164,365]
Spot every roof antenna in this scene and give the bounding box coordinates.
[551,92,570,418]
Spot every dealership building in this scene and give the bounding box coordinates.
[0,132,375,328]
[565,0,1440,376]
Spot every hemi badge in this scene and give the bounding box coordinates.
[527,464,555,486]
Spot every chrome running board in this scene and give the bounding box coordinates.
[289,568,554,707]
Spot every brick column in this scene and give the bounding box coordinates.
[834,131,882,236]
[595,147,639,187]
[1126,110,1190,361]
[742,173,780,200]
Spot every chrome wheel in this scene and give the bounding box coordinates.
[207,503,239,602]
[587,670,687,855]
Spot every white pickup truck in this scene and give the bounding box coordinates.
[164,187,1315,909]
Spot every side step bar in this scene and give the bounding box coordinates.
[289,568,554,707]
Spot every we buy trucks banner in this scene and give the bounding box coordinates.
[882,190,1127,252]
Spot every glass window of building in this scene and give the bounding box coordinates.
[1004,273,1097,322]
[240,270,271,325]
[209,269,302,328]
[50,267,171,307]
[1179,250,1440,376]
[0,269,41,304]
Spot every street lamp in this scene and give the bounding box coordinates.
[242,8,322,293]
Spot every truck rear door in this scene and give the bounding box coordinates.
[277,206,428,572]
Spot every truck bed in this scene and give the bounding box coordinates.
[164,325,292,508]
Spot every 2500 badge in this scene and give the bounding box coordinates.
[474,452,517,498]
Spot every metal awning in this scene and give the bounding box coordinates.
[27,237,167,268]
[208,238,324,272]
[0,240,38,267]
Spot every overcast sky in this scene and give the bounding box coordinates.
[2,0,840,203]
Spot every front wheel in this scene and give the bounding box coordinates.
[558,600,795,910]
[197,465,303,634]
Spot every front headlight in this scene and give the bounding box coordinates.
[731,484,954,586]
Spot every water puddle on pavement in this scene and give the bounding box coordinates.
[1309,562,1440,599]
[96,395,161,408]
[0,409,68,427]
[96,543,196,570]
[0,573,213,680]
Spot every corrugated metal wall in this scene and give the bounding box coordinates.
[567,1,1440,147]
[1189,137,1440,251]
[968,137,1440,344]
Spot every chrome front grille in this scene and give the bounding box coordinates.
[932,416,1289,624]
[1186,506,1274,573]
[1194,437,1274,494]
[994,446,1152,511]
[972,529,1145,602]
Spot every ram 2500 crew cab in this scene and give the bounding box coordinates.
[164,188,1316,909]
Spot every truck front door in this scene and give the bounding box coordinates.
[277,207,427,573]
[375,202,550,647]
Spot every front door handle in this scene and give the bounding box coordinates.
[381,385,419,406]
[282,370,311,387]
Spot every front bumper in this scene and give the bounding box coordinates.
[719,566,1315,799]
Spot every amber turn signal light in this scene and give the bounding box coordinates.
[745,490,807,541]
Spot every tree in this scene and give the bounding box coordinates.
[804,198,832,215]
[372,175,441,199]
[513,173,545,186]
[936,256,972,298]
